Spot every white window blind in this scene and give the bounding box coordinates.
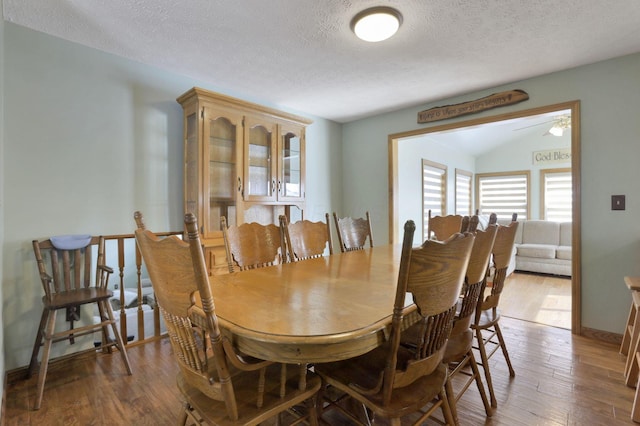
[422,159,447,241]
[542,169,572,222]
[477,172,529,221]
[455,169,472,216]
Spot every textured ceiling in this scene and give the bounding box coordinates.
[4,1,640,123]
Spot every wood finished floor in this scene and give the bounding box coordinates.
[4,315,636,425]
[500,272,572,330]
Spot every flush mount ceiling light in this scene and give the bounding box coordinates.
[351,7,403,42]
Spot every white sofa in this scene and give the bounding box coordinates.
[513,220,572,277]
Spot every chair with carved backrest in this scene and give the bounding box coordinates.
[460,215,470,233]
[471,219,519,408]
[399,224,496,424]
[280,214,333,262]
[467,214,480,233]
[315,222,474,426]
[220,216,283,272]
[29,234,132,409]
[427,209,464,241]
[489,212,498,225]
[332,211,374,252]
[442,224,497,424]
[134,211,320,425]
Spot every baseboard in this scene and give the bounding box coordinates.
[581,326,623,346]
[5,348,98,385]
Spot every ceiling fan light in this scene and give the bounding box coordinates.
[549,126,564,137]
[351,7,402,42]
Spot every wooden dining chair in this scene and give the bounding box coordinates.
[315,221,474,426]
[471,220,519,408]
[399,224,496,424]
[134,212,321,425]
[332,211,373,252]
[427,210,464,240]
[467,214,480,233]
[489,212,498,225]
[220,216,283,272]
[460,215,470,233]
[280,214,333,262]
[29,234,132,409]
[442,224,497,424]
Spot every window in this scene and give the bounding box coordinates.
[422,159,447,241]
[476,171,530,221]
[541,168,572,222]
[455,169,472,216]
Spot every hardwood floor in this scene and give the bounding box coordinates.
[4,317,635,425]
[500,271,572,330]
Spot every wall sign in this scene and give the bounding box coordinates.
[417,90,529,124]
[532,148,571,165]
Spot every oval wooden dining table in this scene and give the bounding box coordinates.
[190,244,417,364]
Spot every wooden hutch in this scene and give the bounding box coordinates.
[177,87,312,275]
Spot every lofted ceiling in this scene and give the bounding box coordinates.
[413,109,572,157]
[3,1,640,123]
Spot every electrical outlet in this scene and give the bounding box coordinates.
[612,195,626,211]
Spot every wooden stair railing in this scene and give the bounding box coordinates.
[103,230,183,345]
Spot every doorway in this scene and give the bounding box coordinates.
[388,101,581,333]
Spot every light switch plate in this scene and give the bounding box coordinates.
[612,195,626,211]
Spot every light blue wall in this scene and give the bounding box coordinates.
[342,52,640,334]
[3,17,639,374]
[397,137,476,245]
[1,23,341,370]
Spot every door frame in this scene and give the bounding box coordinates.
[388,100,581,334]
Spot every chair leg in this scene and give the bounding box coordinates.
[633,353,640,422]
[34,309,56,410]
[494,323,515,377]
[469,350,493,417]
[628,334,640,387]
[439,388,456,426]
[475,327,497,408]
[444,373,459,426]
[28,309,48,378]
[621,299,637,355]
[96,298,112,347]
[178,405,189,426]
[104,301,132,375]
[307,389,319,426]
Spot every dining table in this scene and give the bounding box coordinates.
[191,244,417,364]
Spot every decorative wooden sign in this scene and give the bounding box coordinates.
[532,148,571,165]
[417,90,529,123]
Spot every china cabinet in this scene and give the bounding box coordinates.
[177,87,312,274]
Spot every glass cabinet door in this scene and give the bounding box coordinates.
[279,124,305,202]
[203,108,242,234]
[244,116,276,201]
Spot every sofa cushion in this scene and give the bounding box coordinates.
[556,245,572,260]
[559,222,572,246]
[522,220,560,245]
[517,243,556,259]
[516,256,571,276]
[513,221,523,245]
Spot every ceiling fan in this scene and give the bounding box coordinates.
[513,114,572,136]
